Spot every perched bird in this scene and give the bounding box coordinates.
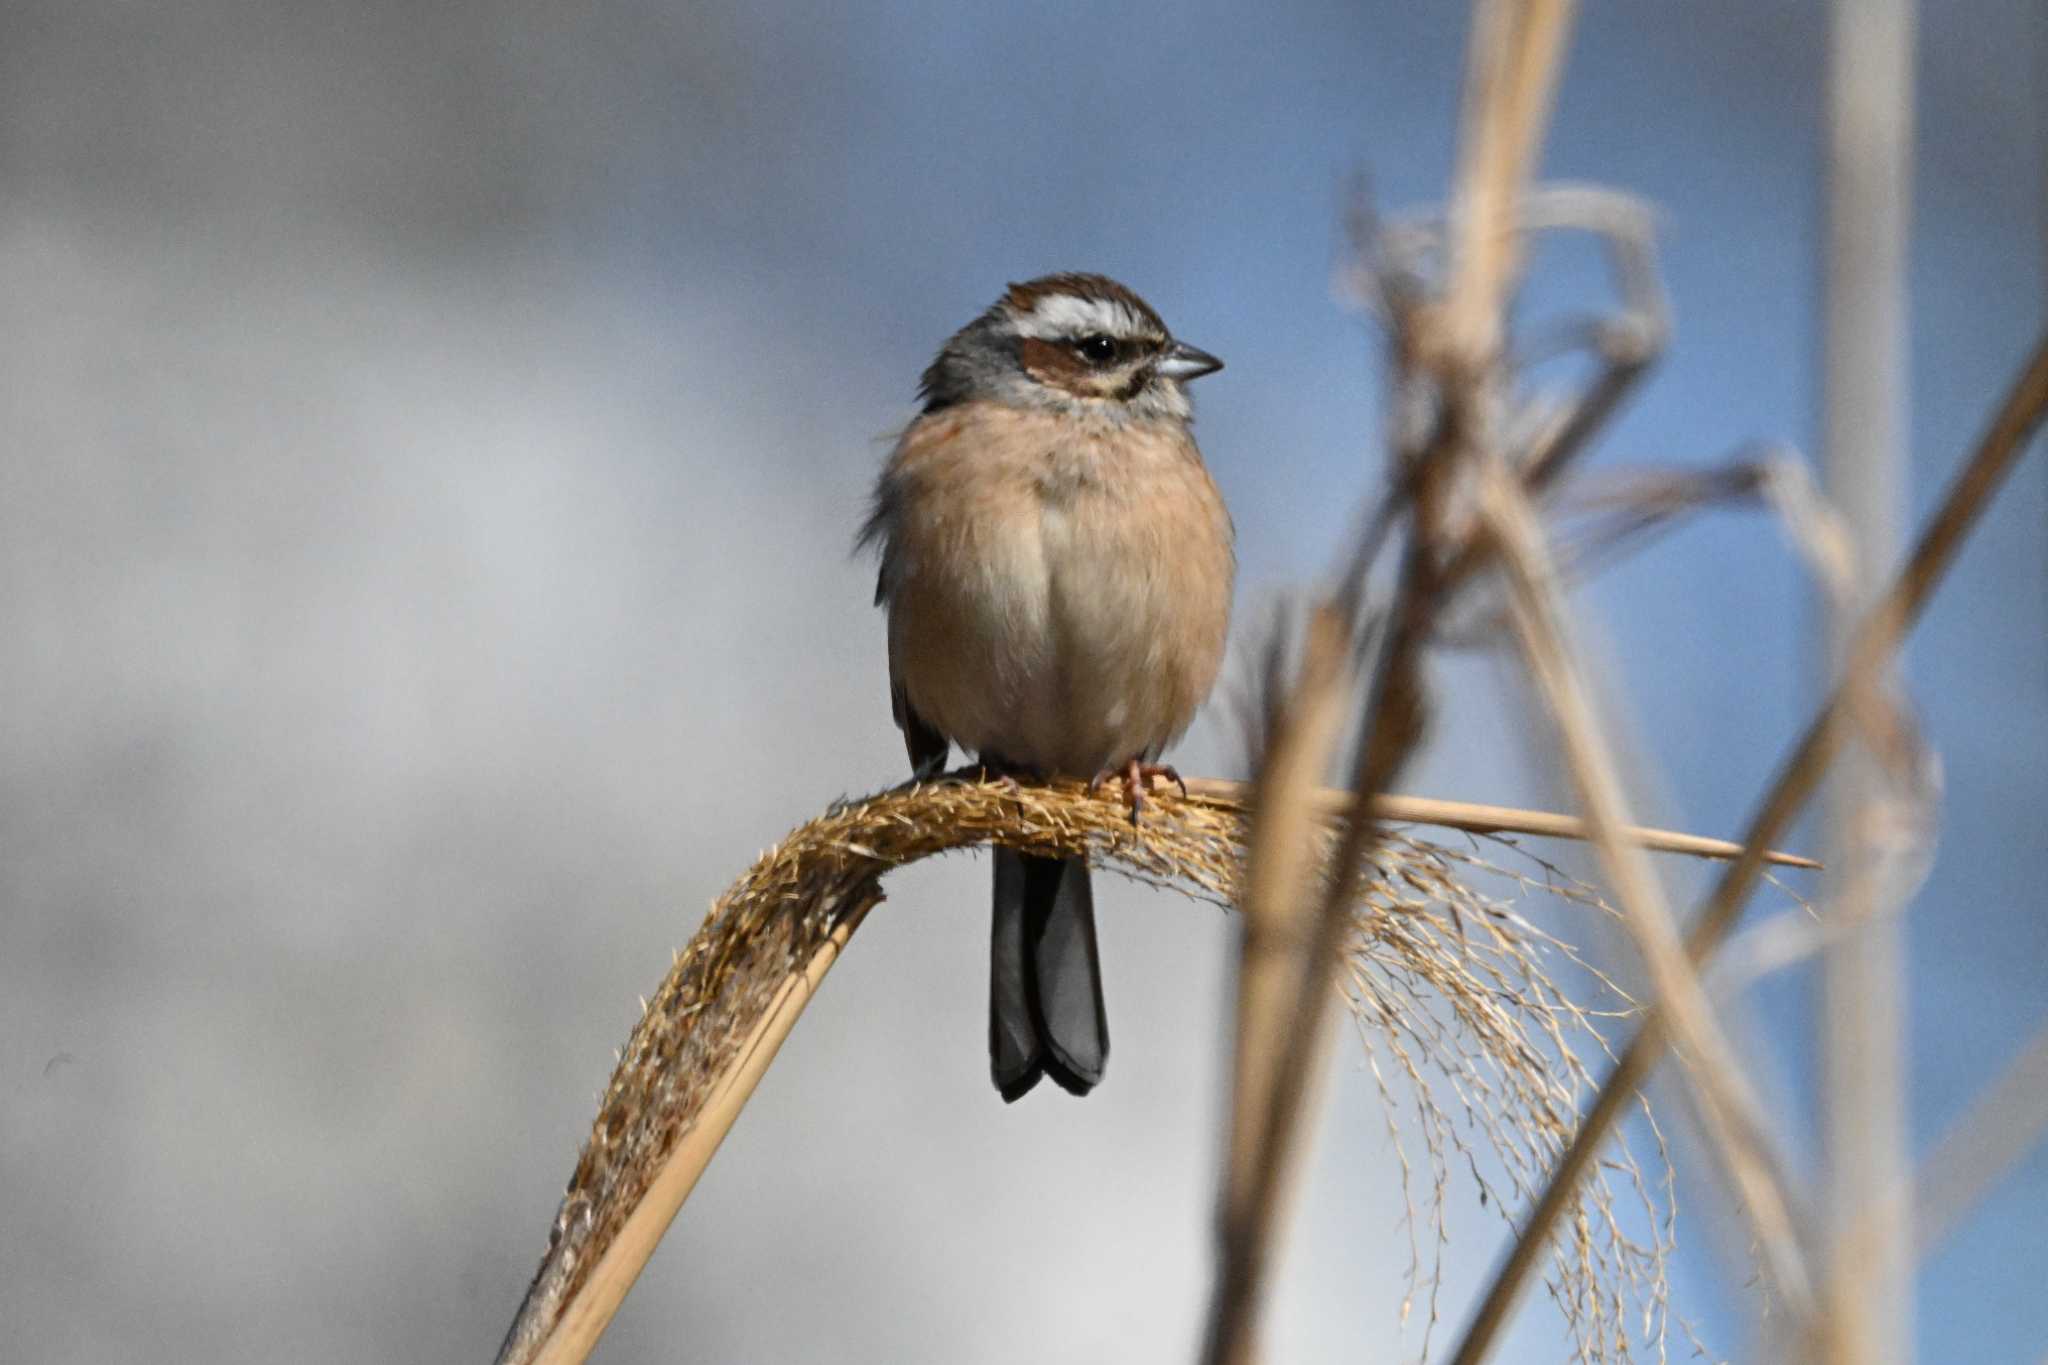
[860,273,1236,1101]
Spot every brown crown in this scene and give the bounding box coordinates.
[1002,273,1166,334]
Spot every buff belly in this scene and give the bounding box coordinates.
[887,450,1232,778]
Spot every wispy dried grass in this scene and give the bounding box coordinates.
[496,775,1805,1365]
[1448,330,2048,1365]
[1342,834,1678,1364]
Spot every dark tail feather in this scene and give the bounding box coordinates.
[989,850,1109,1101]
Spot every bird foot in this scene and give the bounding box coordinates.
[969,757,1038,796]
[1088,758,1187,825]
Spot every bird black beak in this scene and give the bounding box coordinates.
[1156,340,1223,383]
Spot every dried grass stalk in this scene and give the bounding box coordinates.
[497,775,1811,1365]
[1477,455,1816,1315]
[1448,332,2048,1363]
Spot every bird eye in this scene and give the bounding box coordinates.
[1075,334,1118,365]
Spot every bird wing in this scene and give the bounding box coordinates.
[891,668,951,778]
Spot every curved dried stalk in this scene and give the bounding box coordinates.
[495,776,1810,1365]
[1447,331,2048,1365]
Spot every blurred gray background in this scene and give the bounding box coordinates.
[1,2,2042,1361]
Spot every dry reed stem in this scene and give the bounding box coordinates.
[1475,457,1816,1315]
[495,774,1791,1365]
[1183,780,1816,869]
[1204,460,1437,1362]
[1439,0,1579,366]
[1909,1020,2048,1259]
[1203,460,1446,1362]
[1219,609,1355,1233]
[1204,608,1355,1365]
[516,902,873,1365]
[1202,10,1582,1359]
[1816,5,1916,1357]
[1448,332,2048,1364]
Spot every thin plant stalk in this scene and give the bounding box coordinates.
[1816,0,1917,1359]
[1447,332,2048,1365]
[493,773,1795,1365]
[1204,4,1579,1360]
[1475,457,1816,1315]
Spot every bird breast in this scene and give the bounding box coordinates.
[877,400,1235,777]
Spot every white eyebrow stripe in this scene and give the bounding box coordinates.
[1012,294,1144,340]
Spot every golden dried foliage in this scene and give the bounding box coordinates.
[496,774,1792,1364]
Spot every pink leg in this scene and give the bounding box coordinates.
[1088,757,1188,824]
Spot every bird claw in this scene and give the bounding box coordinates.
[970,758,1033,796]
[1089,759,1187,825]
